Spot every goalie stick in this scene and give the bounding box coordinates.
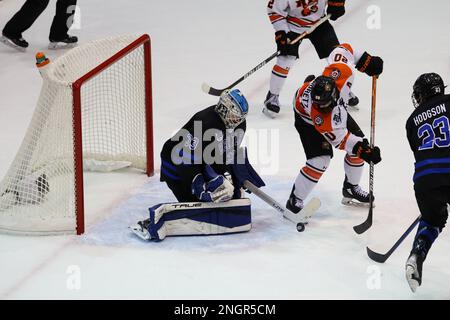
[243,180,320,232]
[366,216,420,263]
[201,14,331,96]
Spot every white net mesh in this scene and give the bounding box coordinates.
[0,35,151,235]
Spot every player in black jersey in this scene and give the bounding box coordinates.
[160,89,248,203]
[405,72,450,292]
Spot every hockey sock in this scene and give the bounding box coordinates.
[269,55,296,95]
[412,219,440,258]
[294,156,330,200]
[344,154,364,185]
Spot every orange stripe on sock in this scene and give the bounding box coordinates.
[273,64,289,75]
[301,166,323,181]
[345,154,364,165]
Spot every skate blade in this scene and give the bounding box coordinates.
[48,42,77,50]
[262,107,278,119]
[341,197,374,208]
[405,265,419,293]
[129,224,151,241]
[0,36,26,52]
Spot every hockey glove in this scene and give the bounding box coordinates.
[206,172,234,202]
[192,173,234,203]
[356,51,384,77]
[327,1,346,21]
[275,31,288,56]
[353,139,382,164]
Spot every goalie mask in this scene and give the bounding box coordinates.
[215,89,249,129]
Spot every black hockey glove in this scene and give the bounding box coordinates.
[356,51,384,77]
[275,31,288,56]
[327,0,346,21]
[353,139,381,164]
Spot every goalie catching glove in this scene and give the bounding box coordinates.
[353,139,382,164]
[192,166,234,203]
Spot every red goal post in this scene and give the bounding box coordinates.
[72,34,154,234]
[0,34,154,235]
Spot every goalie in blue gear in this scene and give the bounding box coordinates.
[130,89,265,241]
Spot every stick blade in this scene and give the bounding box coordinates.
[366,246,388,263]
[353,204,373,234]
[201,82,224,96]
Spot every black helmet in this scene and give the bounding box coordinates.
[311,76,338,112]
[412,73,445,107]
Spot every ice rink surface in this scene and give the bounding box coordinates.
[0,0,449,299]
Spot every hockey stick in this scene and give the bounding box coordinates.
[353,76,378,234]
[201,14,331,96]
[243,180,320,232]
[366,216,420,263]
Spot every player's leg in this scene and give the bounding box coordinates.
[341,154,367,204]
[131,199,252,241]
[49,0,78,47]
[263,32,301,118]
[286,115,333,213]
[308,21,340,60]
[342,116,368,205]
[406,186,450,292]
[1,0,50,49]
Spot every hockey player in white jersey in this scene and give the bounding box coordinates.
[285,43,383,213]
[322,43,383,109]
[263,0,346,117]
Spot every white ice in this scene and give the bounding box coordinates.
[0,0,449,299]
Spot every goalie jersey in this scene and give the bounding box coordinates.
[406,94,450,191]
[160,106,246,186]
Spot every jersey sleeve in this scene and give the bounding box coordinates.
[310,105,362,154]
[267,0,289,32]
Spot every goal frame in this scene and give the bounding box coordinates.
[72,34,154,235]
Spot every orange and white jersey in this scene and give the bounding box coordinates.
[267,0,327,34]
[322,44,363,106]
[293,80,363,155]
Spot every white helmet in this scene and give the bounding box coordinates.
[215,89,249,129]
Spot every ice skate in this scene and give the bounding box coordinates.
[0,33,28,52]
[347,91,360,111]
[129,219,151,241]
[341,177,372,207]
[48,35,78,50]
[262,91,280,118]
[284,188,321,225]
[286,189,303,214]
[405,252,423,292]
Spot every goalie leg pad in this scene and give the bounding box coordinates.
[147,199,251,241]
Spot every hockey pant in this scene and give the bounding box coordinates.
[293,154,364,200]
[146,199,251,241]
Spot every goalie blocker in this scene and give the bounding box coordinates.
[130,199,251,241]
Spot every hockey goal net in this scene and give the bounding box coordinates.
[0,34,153,235]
